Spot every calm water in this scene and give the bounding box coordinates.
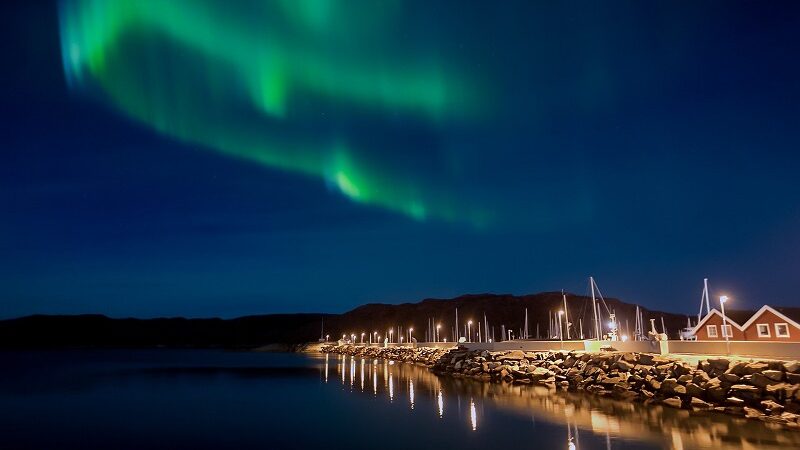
[0,350,797,450]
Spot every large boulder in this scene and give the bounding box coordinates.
[708,358,730,371]
[497,350,526,361]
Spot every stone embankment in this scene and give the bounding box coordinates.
[322,344,451,365]
[321,344,800,429]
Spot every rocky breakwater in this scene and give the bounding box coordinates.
[320,344,451,366]
[321,344,800,429]
[432,348,800,429]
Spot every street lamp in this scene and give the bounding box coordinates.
[373,331,377,345]
[361,332,365,344]
[325,334,329,342]
[720,295,730,355]
[436,324,441,343]
[468,320,473,342]
[389,329,394,344]
[558,311,565,349]
[409,327,414,344]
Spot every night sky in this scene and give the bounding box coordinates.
[2,1,799,318]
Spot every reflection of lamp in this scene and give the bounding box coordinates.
[470,398,477,431]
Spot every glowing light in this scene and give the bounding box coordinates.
[58,0,489,225]
[720,295,729,304]
[621,335,629,342]
[437,389,444,418]
[350,356,355,388]
[470,398,477,431]
[360,358,365,391]
[373,363,377,395]
[389,372,394,401]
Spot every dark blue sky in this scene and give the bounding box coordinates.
[2,1,799,318]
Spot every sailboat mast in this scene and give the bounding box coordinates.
[590,276,599,340]
[562,290,570,340]
[524,308,529,339]
[455,308,459,342]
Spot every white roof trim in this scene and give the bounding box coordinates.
[691,308,745,335]
[741,305,800,330]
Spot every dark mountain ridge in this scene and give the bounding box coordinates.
[0,292,695,348]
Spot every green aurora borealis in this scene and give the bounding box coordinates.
[59,0,489,225]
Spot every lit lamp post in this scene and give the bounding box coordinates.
[361,332,365,344]
[373,331,377,345]
[436,324,441,343]
[468,320,473,343]
[558,311,565,349]
[325,334,329,342]
[720,296,731,355]
[409,328,414,344]
[389,329,394,344]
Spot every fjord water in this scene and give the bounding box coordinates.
[0,350,796,449]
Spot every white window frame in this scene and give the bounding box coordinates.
[706,325,718,338]
[756,323,770,338]
[721,324,733,338]
[775,323,791,338]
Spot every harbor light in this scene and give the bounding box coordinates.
[720,295,731,355]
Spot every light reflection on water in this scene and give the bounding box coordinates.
[470,398,477,431]
[322,354,800,450]
[437,388,444,418]
[5,350,799,450]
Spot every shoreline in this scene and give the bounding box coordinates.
[321,344,800,430]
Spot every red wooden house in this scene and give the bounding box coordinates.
[692,308,746,340]
[740,305,800,342]
[692,305,800,342]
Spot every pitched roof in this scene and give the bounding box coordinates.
[774,307,800,325]
[691,308,747,335]
[741,305,800,330]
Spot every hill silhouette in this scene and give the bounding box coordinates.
[0,292,692,348]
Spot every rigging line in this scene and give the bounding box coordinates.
[593,281,613,316]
